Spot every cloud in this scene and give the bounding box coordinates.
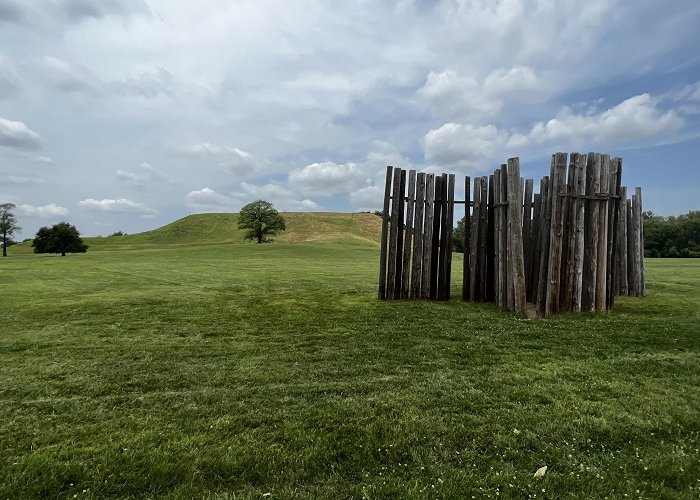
[172,143,261,176]
[235,182,322,212]
[78,198,155,214]
[0,53,21,97]
[116,162,174,187]
[20,203,69,218]
[418,66,543,121]
[185,187,240,212]
[59,0,149,24]
[483,66,542,98]
[349,185,383,210]
[0,1,24,24]
[0,116,42,151]
[0,175,40,185]
[110,68,174,98]
[424,92,686,170]
[418,70,502,120]
[35,56,103,95]
[287,162,371,197]
[510,93,684,148]
[424,123,506,172]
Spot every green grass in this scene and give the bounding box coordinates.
[1,229,699,498]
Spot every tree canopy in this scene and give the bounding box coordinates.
[238,200,286,244]
[643,211,700,258]
[32,222,88,256]
[0,203,21,257]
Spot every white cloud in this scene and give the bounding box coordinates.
[418,70,501,120]
[483,66,542,98]
[425,92,686,170]
[35,56,103,95]
[424,123,506,172]
[20,203,69,218]
[288,162,371,197]
[0,175,40,185]
[116,162,173,187]
[514,93,684,148]
[173,143,260,176]
[78,198,155,214]
[234,182,321,212]
[185,187,240,212]
[0,116,42,151]
[349,185,383,210]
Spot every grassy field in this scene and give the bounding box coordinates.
[1,215,699,499]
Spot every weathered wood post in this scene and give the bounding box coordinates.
[411,172,426,299]
[378,166,393,299]
[462,176,471,301]
[545,152,567,316]
[582,153,601,311]
[506,158,527,315]
[571,153,587,312]
[401,170,417,299]
[421,174,435,299]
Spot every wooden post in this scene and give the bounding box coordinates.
[494,169,503,308]
[421,174,435,299]
[469,178,481,301]
[636,187,645,296]
[582,153,601,311]
[627,198,637,296]
[387,167,402,299]
[462,176,471,301]
[559,155,577,312]
[595,155,610,311]
[545,152,567,316]
[606,158,621,308]
[528,191,542,303]
[401,170,417,299]
[394,169,406,299]
[507,158,527,315]
[486,174,496,302]
[430,175,443,300]
[437,174,449,300]
[571,153,587,312]
[535,173,551,317]
[411,173,426,299]
[501,165,512,311]
[446,174,456,300]
[378,166,393,299]
[478,176,488,302]
[522,178,534,299]
[616,186,628,296]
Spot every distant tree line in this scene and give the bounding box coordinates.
[450,211,699,258]
[643,211,700,258]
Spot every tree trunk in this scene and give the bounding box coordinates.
[2,230,6,257]
[62,251,66,256]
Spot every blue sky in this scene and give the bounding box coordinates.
[1,0,699,238]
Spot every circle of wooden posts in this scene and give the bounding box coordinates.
[378,153,645,317]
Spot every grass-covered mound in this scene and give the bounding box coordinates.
[9,212,383,254]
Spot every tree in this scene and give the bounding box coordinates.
[32,222,88,256]
[238,200,286,244]
[0,203,21,257]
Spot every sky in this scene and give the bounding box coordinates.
[1,0,700,239]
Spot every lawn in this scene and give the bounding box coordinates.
[1,241,699,499]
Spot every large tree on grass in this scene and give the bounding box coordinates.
[238,200,286,244]
[0,203,21,257]
[32,222,88,256]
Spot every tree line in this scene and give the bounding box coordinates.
[643,211,700,258]
[451,210,700,258]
